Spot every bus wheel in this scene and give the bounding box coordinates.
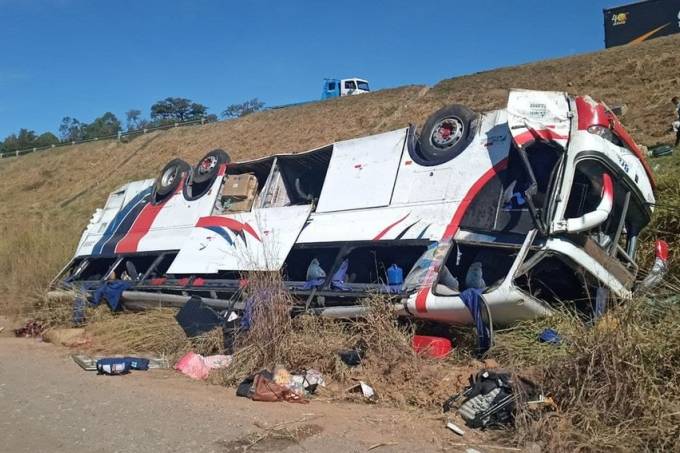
[415,104,477,165]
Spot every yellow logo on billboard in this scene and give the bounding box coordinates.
[612,12,629,26]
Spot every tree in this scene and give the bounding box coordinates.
[150,97,209,123]
[1,129,38,152]
[125,109,142,131]
[34,132,59,147]
[83,112,121,139]
[0,129,58,153]
[221,98,265,119]
[59,117,85,142]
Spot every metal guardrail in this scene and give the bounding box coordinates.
[0,96,331,160]
[0,117,212,160]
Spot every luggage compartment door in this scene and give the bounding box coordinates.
[166,205,312,274]
[315,129,407,212]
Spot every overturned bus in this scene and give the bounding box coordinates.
[54,89,667,326]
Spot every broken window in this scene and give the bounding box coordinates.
[341,243,428,285]
[434,243,518,296]
[282,245,342,283]
[515,254,592,313]
[563,158,650,271]
[460,142,561,235]
[259,146,332,210]
[121,253,177,280]
[78,257,118,281]
[282,242,428,288]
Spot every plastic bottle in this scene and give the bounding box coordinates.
[387,264,404,285]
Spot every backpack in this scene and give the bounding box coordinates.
[444,369,537,429]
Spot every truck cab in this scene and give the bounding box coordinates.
[321,78,370,99]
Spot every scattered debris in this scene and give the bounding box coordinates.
[95,357,150,375]
[174,351,232,380]
[252,370,308,403]
[72,354,170,371]
[92,280,132,311]
[347,380,377,400]
[14,320,45,338]
[446,421,465,436]
[649,144,673,157]
[368,442,399,451]
[538,328,561,345]
[443,369,538,429]
[235,369,309,403]
[175,296,222,337]
[525,394,558,412]
[338,348,363,366]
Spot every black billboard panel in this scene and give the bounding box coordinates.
[604,0,680,48]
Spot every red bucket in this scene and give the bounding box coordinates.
[411,335,452,358]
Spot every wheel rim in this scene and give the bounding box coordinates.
[198,156,218,175]
[430,117,464,149]
[161,167,177,187]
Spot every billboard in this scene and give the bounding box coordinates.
[604,0,680,48]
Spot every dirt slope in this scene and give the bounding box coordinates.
[2,34,680,313]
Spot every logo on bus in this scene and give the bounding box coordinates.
[612,12,629,26]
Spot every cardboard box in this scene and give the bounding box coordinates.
[222,174,258,212]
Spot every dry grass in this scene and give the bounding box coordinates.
[0,220,74,316]
[219,278,484,410]
[221,272,357,384]
[83,309,224,360]
[491,296,680,452]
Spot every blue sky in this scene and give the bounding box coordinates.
[0,0,620,137]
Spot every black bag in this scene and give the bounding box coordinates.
[236,375,255,398]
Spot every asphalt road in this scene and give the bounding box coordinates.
[0,336,469,453]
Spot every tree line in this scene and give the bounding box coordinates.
[0,97,265,154]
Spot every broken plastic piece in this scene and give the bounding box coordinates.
[446,421,465,436]
[639,240,670,291]
[347,380,376,400]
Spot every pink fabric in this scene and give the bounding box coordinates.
[174,352,211,380]
[174,352,232,380]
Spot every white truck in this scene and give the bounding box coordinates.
[321,77,370,99]
[56,89,666,327]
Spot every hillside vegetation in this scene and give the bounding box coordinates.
[1,34,680,314]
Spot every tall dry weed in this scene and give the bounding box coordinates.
[503,297,680,452]
[0,220,73,316]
